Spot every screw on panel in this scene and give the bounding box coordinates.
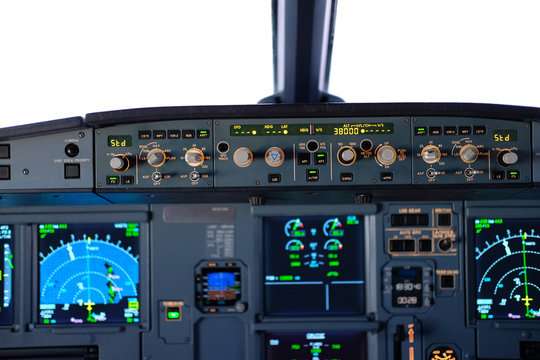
[96,130,102,135]
[413,118,417,123]
[414,178,418,183]
[404,117,410,123]
[207,181,212,185]
[78,131,85,138]
[355,194,372,204]
[256,180,261,185]
[372,178,377,183]
[22,169,29,175]
[215,121,220,126]
[207,120,212,125]
[97,183,102,187]
[525,123,530,128]
[249,196,266,206]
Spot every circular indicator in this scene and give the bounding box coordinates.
[429,346,457,360]
[337,146,356,166]
[284,218,304,237]
[185,148,205,167]
[265,147,285,167]
[110,155,130,173]
[233,147,253,167]
[497,149,519,167]
[147,148,167,167]
[421,145,441,164]
[459,145,479,164]
[323,218,343,237]
[376,145,397,165]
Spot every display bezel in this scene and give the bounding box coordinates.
[466,206,540,326]
[0,224,15,329]
[31,213,149,328]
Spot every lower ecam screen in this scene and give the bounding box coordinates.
[264,215,365,315]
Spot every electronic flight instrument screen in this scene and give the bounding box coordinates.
[0,225,14,325]
[265,332,366,360]
[475,218,540,320]
[38,223,140,324]
[264,216,364,315]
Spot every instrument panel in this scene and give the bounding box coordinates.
[0,103,540,359]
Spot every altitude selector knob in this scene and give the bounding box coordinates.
[110,155,129,172]
[233,147,253,167]
[376,145,397,165]
[459,144,479,164]
[185,148,205,167]
[337,146,356,166]
[498,150,518,167]
[147,148,167,167]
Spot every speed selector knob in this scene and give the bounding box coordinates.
[421,145,441,164]
[376,145,397,165]
[185,148,204,167]
[110,155,129,172]
[337,146,356,166]
[147,148,167,167]
[459,144,479,163]
[233,147,253,167]
[498,150,518,167]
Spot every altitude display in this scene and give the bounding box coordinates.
[231,122,394,136]
[264,216,364,315]
[0,225,14,325]
[39,223,140,324]
[265,332,366,360]
[475,218,540,319]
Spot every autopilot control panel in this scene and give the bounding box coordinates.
[0,103,540,360]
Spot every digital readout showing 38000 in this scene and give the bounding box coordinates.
[264,216,365,316]
[39,223,140,324]
[475,218,540,320]
[231,122,394,136]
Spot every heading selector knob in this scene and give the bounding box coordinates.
[147,148,167,167]
[421,145,441,164]
[498,150,518,167]
[185,148,205,167]
[459,144,479,163]
[376,145,397,165]
[110,155,129,172]
[337,146,356,166]
[233,147,253,167]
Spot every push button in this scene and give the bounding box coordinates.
[197,130,210,138]
[415,127,427,136]
[493,170,505,180]
[340,173,353,182]
[473,126,487,135]
[306,169,319,182]
[459,126,472,135]
[0,144,10,159]
[298,152,310,165]
[444,126,457,135]
[64,164,80,179]
[380,172,393,181]
[429,127,442,135]
[122,176,134,185]
[106,176,119,185]
[315,152,327,164]
[268,174,281,183]
[153,130,166,139]
[138,130,151,139]
[182,130,195,139]
[0,165,10,180]
[507,170,520,180]
[168,130,181,139]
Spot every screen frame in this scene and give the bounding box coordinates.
[466,205,540,328]
[251,204,377,320]
[31,212,149,329]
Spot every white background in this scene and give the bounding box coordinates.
[0,0,539,128]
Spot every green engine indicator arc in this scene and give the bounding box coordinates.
[475,219,540,320]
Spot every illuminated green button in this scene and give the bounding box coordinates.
[166,306,181,320]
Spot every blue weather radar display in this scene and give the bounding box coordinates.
[39,223,140,325]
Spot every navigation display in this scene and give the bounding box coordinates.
[38,223,140,324]
[0,225,14,325]
[265,332,366,360]
[475,218,540,319]
[264,216,365,315]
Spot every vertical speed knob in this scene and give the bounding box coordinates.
[376,145,397,165]
[498,150,518,167]
[233,147,253,167]
[147,148,167,167]
[459,145,479,163]
[185,148,205,167]
[110,155,129,172]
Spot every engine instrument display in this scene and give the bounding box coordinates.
[265,332,366,360]
[0,225,14,325]
[264,216,365,315]
[38,223,140,324]
[475,218,540,319]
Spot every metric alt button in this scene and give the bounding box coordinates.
[298,152,310,165]
[233,147,253,167]
[360,139,373,151]
[265,147,285,167]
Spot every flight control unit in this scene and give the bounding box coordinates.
[0,103,540,360]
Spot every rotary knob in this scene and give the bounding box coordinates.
[233,147,253,167]
[421,145,441,164]
[147,148,167,167]
[337,146,356,166]
[265,147,285,167]
[109,155,129,172]
[185,148,205,167]
[498,150,518,167]
[459,144,479,164]
[376,145,397,165]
